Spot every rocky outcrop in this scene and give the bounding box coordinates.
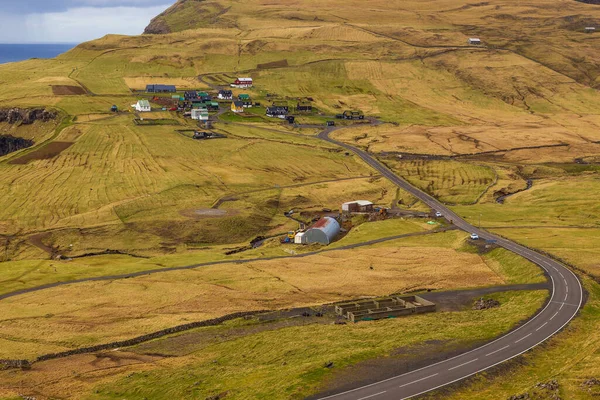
[144,17,171,34]
[0,136,34,157]
[473,297,500,310]
[0,108,56,125]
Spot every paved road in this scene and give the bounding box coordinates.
[316,128,583,400]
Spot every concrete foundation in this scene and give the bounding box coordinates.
[335,295,436,322]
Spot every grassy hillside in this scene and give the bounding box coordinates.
[1,0,600,399]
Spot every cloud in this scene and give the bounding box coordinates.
[0,4,170,43]
[3,0,171,14]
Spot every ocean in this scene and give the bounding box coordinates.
[0,43,77,64]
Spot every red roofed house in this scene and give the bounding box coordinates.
[231,77,253,88]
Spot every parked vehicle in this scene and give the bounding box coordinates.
[435,211,443,217]
[327,121,335,126]
[470,233,479,240]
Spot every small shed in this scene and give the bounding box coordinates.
[238,94,250,101]
[468,38,482,45]
[342,200,374,213]
[294,232,307,244]
[304,217,340,245]
[585,27,596,33]
[231,101,244,113]
[191,108,209,120]
[297,101,312,112]
[135,100,151,112]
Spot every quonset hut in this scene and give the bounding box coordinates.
[304,217,340,245]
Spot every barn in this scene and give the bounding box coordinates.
[231,78,253,88]
[304,217,340,245]
[191,108,209,120]
[342,200,374,213]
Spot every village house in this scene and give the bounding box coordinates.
[231,77,253,88]
[272,101,289,112]
[231,101,245,113]
[296,101,312,112]
[146,84,177,93]
[266,106,289,118]
[218,90,233,100]
[184,91,198,100]
[238,94,252,108]
[135,100,151,112]
[191,108,209,121]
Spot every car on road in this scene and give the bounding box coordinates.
[470,233,479,240]
[435,211,443,217]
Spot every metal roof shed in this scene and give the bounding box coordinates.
[304,217,340,245]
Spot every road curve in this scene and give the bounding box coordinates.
[316,127,583,400]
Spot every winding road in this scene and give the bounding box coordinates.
[315,127,583,399]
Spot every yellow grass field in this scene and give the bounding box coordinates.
[1,0,600,398]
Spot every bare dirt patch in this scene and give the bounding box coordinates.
[179,208,239,219]
[9,142,73,164]
[51,85,86,95]
[257,59,289,69]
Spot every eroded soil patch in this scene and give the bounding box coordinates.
[51,85,86,95]
[9,142,73,164]
[179,208,239,219]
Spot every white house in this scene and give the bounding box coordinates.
[218,90,233,100]
[468,38,482,45]
[191,109,209,121]
[294,232,307,244]
[135,100,151,112]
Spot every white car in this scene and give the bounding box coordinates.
[470,233,479,240]
[435,211,443,217]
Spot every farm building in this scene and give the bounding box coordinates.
[304,217,340,245]
[294,232,307,244]
[342,200,374,213]
[146,84,176,93]
[231,77,253,88]
[585,27,596,33]
[297,101,312,112]
[238,94,251,101]
[231,101,245,113]
[135,100,151,112]
[198,92,211,100]
[191,108,209,120]
[468,38,482,45]
[207,102,220,111]
[218,90,233,100]
[266,106,289,118]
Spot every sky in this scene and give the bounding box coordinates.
[0,0,173,43]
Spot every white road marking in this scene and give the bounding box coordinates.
[564,293,568,302]
[357,391,387,400]
[566,286,569,293]
[552,267,558,271]
[560,302,565,310]
[398,373,438,388]
[559,272,565,279]
[563,279,567,285]
[536,322,548,332]
[485,345,509,357]
[448,359,478,371]
[550,311,559,320]
[515,333,532,343]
